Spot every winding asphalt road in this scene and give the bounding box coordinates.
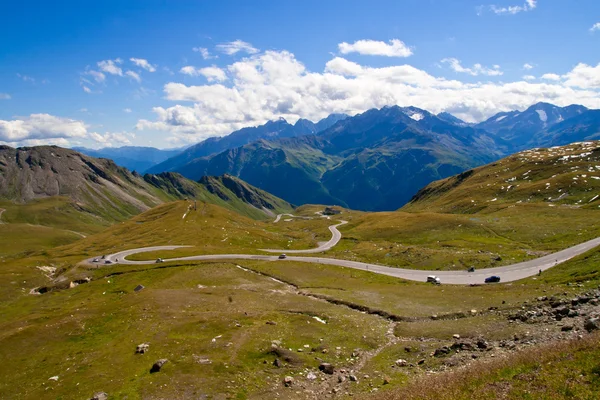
[88,216,600,285]
[260,220,348,253]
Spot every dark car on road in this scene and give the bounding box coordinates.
[278,254,287,259]
[485,275,501,283]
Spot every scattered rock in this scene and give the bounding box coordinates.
[554,306,570,316]
[338,375,346,383]
[48,376,59,381]
[306,372,317,380]
[395,359,408,367]
[319,362,335,374]
[561,325,574,332]
[568,309,579,318]
[584,318,600,332]
[476,338,489,349]
[383,376,391,385]
[550,300,564,308]
[273,359,282,368]
[266,321,277,325]
[134,284,145,292]
[136,343,149,354]
[150,358,168,373]
[417,359,425,365]
[451,341,475,351]
[349,374,358,382]
[90,392,108,400]
[434,346,450,357]
[452,334,460,339]
[283,376,294,387]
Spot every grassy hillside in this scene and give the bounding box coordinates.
[3,143,600,399]
[47,201,323,264]
[145,172,294,220]
[0,146,295,259]
[3,213,600,399]
[404,141,600,214]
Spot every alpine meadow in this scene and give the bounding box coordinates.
[2,1,600,399]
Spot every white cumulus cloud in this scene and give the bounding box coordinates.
[523,63,534,70]
[125,70,142,83]
[0,114,88,142]
[338,39,413,57]
[488,0,537,15]
[86,70,106,83]
[130,58,156,72]
[87,131,134,147]
[97,59,123,76]
[193,47,217,59]
[216,40,259,55]
[0,114,135,147]
[590,22,600,33]
[134,49,600,145]
[562,63,600,88]
[541,73,561,81]
[522,75,536,81]
[0,93,10,100]
[179,66,227,82]
[441,58,503,76]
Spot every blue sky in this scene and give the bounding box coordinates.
[1,0,599,148]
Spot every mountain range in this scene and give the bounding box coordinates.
[73,145,184,173]
[0,145,293,229]
[68,102,600,212]
[146,113,348,174]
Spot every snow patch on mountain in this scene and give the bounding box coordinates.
[535,109,548,122]
[496,115,507,122]
[408,112,424,121]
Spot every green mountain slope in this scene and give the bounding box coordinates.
[403,141,600,213]
[0,146,294,256]
[175,137,347,206]
[170,106,503,211]
[145,172,294,219]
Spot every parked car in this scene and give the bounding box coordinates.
[485,275,501,283]
[278,254,287,259]
[104,260,113,264]
[467,266,475,272]
[92,258,99,263]
[426,275,441,284]
[156,258,164,263]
